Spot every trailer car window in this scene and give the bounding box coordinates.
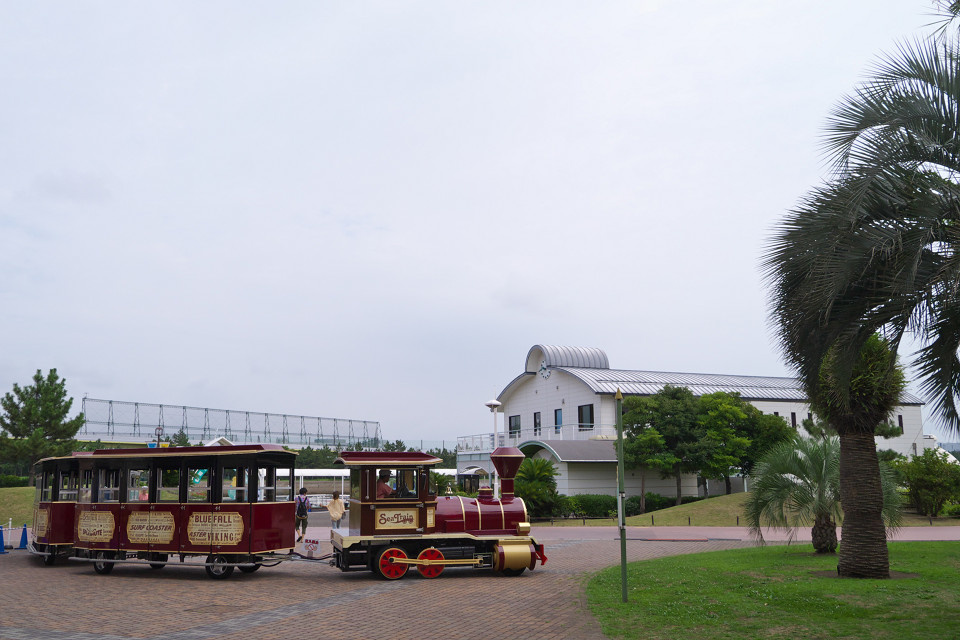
[79,469,93,503]
[157,468,180,502]
[221,467,248,502]
[58,470,78,501]
[98,468,121,503]
[187,467,211,502]
[127,467,150,502]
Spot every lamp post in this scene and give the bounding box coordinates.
[155,425,163,449]
[485,399,501,498]
[616,388,628,602]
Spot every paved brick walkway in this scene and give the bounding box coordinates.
[0,525,760,640]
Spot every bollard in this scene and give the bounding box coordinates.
[0,527,7,554]
[688,516,691,526]
[18,524,28,550]
[651,515,654,526]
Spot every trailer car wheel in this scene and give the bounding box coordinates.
[205,555,234,580]
[416,548,445,579]
[93,551,114,575]
[500,568,525,577]
[149,553,167,570]
[376,547,409,580]
[238,559,262,574]
[41,546,56,566]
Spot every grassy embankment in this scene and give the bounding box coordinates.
[540,491,960,527]
[0,486,34,530]
[588,541,960,640]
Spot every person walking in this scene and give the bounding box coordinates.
[327,490,345,530]
[295,487,311,542]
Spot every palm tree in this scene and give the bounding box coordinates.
[763,1,960,578]
[745,435,901,554]
[514,457,560,517]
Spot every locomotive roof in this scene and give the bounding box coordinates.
[335,451,442,467]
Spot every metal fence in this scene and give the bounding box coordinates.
[79,398,382,449]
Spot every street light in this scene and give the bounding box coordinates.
[485,399,501,497]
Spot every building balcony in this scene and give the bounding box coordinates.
[456,423,618,453]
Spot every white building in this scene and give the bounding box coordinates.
[457,344,930,498]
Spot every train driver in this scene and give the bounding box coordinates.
[376,469,395,499]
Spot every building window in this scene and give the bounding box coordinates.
[578,404,594,431]
[898,414,904,435]
[534,412,541,436]
[791,412,797,428]
[509,415,521,438]
[554,409,562,433]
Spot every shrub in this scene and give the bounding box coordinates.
[568,494,618,518]
[0,475,28,488]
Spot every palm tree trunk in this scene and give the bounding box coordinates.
[838,430,889,578]
[811,512,838,554]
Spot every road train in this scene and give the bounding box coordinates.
[29,443,546,579]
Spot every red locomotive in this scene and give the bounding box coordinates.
[331,446,547,578]
[31,444,296,578]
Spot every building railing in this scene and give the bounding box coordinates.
[456,423,618,452]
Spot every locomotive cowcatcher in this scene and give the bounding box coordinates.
[331,446,547,579]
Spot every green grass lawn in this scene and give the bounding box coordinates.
[0,487,35,529]
[587,541,960,640]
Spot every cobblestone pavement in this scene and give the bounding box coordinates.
[0,526,761,640]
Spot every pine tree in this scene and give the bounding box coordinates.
[0,369,84,482]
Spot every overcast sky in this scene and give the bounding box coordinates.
[2,1,954,445]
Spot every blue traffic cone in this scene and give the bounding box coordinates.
[0,527,7,554]
[18,525,27,550]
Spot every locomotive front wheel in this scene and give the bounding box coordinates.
[93,551,114,575]
[205,555,235,580]
[500,568,525,577]
[149,553,168,570]
[376,547,409,580]
[416,548,445,579]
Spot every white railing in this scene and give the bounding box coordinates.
[457,423,618,453]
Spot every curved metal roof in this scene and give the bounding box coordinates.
[518,439,617,463]
[501,345,924,405]
[525,344,609,373]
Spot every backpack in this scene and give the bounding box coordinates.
[296,496,309,518]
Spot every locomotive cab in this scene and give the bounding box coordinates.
[338,451,441,538]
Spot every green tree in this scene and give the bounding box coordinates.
[425,447,456,467]
[170,427,191,447]
[763,3,960,577]
[514,457,560,517]
[737,407,793,479]
[745,435,901,554]
[622,386,702,506]
[696,392,753,495]
[295,445,339,468]
[381,440,407,452]
[621,416,674,514]
[896,448,960,516]
[0,369,84,483]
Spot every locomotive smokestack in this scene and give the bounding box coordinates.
[490,447,524,501]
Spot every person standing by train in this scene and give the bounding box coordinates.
[326,490,345,529]
[295,487,311,542]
